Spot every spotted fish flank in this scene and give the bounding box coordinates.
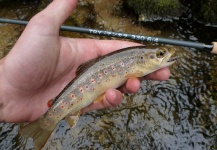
[19,46,178,150]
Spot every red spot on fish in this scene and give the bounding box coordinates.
[112,66,115,70]
[112,74,116,77]
[71,103,74,106]
[104,70,108,74]
[128,66,130,68]
[80,88,83,92]
[125,71,128,74]
[71,94,75,98]
[98,74,102,78]
[49,114,52,117]
[80,97,83,100]
[121,62,124,67]
[61,106,64,108]
[68,107,70,110]
[91,79,95,83]
[47,99,53,108]
[86,85,89,89]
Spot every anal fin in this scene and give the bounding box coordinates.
[94,93,105,103]
[65,111,81,128]
[125,71,144,78]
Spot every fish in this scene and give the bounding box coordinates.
[19,46,178,149]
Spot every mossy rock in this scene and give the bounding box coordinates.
[124,0,184,21]
[125,0,217,23]
[191,0,217,23]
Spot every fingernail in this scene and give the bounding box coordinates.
[109,89,117,100]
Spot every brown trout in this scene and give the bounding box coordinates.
[20,46,178,149]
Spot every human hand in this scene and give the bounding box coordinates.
[0,0,170,123]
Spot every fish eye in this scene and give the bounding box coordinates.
[156,49,166,58]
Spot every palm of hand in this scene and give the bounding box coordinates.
[0,19,75,122]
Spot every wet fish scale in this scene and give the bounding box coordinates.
[20,46,177,150]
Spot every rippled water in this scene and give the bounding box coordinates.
[0,0,217,150]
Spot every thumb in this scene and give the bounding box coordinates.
[44,0,78,27]
[30,0,77,30]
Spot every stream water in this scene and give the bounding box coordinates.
[0,0,217,149]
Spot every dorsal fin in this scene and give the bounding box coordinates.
[76,46,148,75]
[76,57,100,75]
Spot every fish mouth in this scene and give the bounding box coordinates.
[167,56,179,62]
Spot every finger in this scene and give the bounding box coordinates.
[46,0,77,26]
[118,78,141,94]
[81,89,122,114]
[144,67,171,81]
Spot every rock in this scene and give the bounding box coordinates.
[124,0,184,22]
[125,0,217,24]
[191,0,217,23]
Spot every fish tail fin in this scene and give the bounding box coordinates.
[19,119,55,150]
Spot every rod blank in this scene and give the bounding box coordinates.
[0,18,215,53]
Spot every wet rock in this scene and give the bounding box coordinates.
[124,0,184,22]
[0,0,39,58]
[190,0,217,23]
[125,0,217,24]
[69,2,96,27]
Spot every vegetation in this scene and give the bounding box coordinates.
[124,0,182,21]
[191,0,217,23]
[125,0,217,23]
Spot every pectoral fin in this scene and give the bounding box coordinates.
[126,71,144,78]
[65,111,81,128]
[94,93,105,103]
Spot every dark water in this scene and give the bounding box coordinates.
[0,0,217,149]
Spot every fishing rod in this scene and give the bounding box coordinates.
[0,18,217,54]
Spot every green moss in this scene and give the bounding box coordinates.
[125,0,182,20]
[192,0,217,23]
[157,0,179,8]
[125,0,217,23]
